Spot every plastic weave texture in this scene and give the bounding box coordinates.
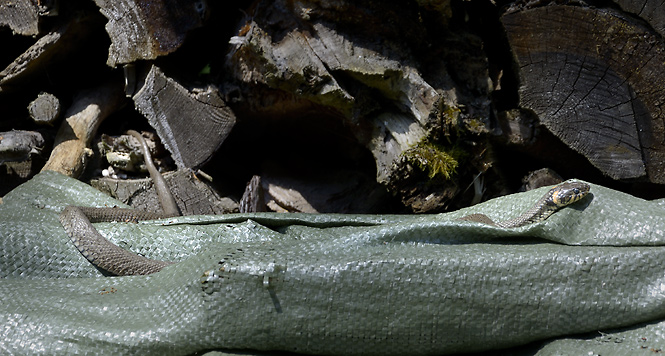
[2,170,665,355]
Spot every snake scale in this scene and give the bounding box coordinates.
[58,130,590,276]
[59,131,180,275]
[458,180,590,228]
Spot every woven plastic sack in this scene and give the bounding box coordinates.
[1,170,665,355]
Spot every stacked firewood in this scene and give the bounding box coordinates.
[2,0,664,212]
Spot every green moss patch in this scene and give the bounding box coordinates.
[403,141,465,180]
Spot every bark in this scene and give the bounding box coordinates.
[92,0,208,67]
[240,175,265,213]
[0,0,39,36]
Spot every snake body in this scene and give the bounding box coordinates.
[459,180,590,228]
[59,206,174,275]
[127,130,181,217]
[59,130,180,276]
[59,135,589,276]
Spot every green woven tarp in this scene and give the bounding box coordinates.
[2,170,665,355]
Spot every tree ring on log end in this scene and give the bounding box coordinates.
[502,5,665,183]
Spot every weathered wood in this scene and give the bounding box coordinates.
[239,175,265,213]
[2,159,36,179]
[28,92,61,125]
[0,31,60,91]
[93,0,208,67]
[95,130,238,215]
[228,4,442,184]
[0,0,39,36]
[91,169,238,215]
[0,130,45,193]
[496,109,537,146]
[615,0,665,39]
[133,65,236,170]
[41,82,125,177]
[7,0,665,212]
[0,130,44,163]
[226,0,492,211]
[521,168,563,191]
[502,5,665,183]
[98,131,170,174]
[0,14,96,92]
[261,169,394,213]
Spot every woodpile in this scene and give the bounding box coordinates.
[2,0,665,213]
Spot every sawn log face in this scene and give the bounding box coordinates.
[503,5,665,183]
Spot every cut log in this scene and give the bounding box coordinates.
[502,5,665,183]
[0,130,44,163]
[93,0,208,67]
[0,0,39,36]
[228,6,442,183]
[91,169,238,215]
[41,81,125,177]
[28,92,61,125]
[133,65,236,170]
[2,159,37,179]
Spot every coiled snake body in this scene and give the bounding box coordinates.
[59,134,590,275]
[59,130,179,276]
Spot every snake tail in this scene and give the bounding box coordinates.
[59,206,174,275]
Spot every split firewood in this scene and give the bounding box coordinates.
[133,65,236,170]
[92,170,238,215]
[226,0,492,211]
[261,169,395,214]
[239,175,265,213]
[0,130,45,193]
[0,130,44,164]
[93,0,208,67]
[94,131,237,215]
[4,0,665,213]
[41,81,125,177]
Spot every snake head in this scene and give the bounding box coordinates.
[550,180,590,207]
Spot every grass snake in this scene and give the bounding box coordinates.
[59,134,590,275]
[14,169,665,355]
[458,180,590,228]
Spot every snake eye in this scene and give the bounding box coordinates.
[572,188,580,194]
